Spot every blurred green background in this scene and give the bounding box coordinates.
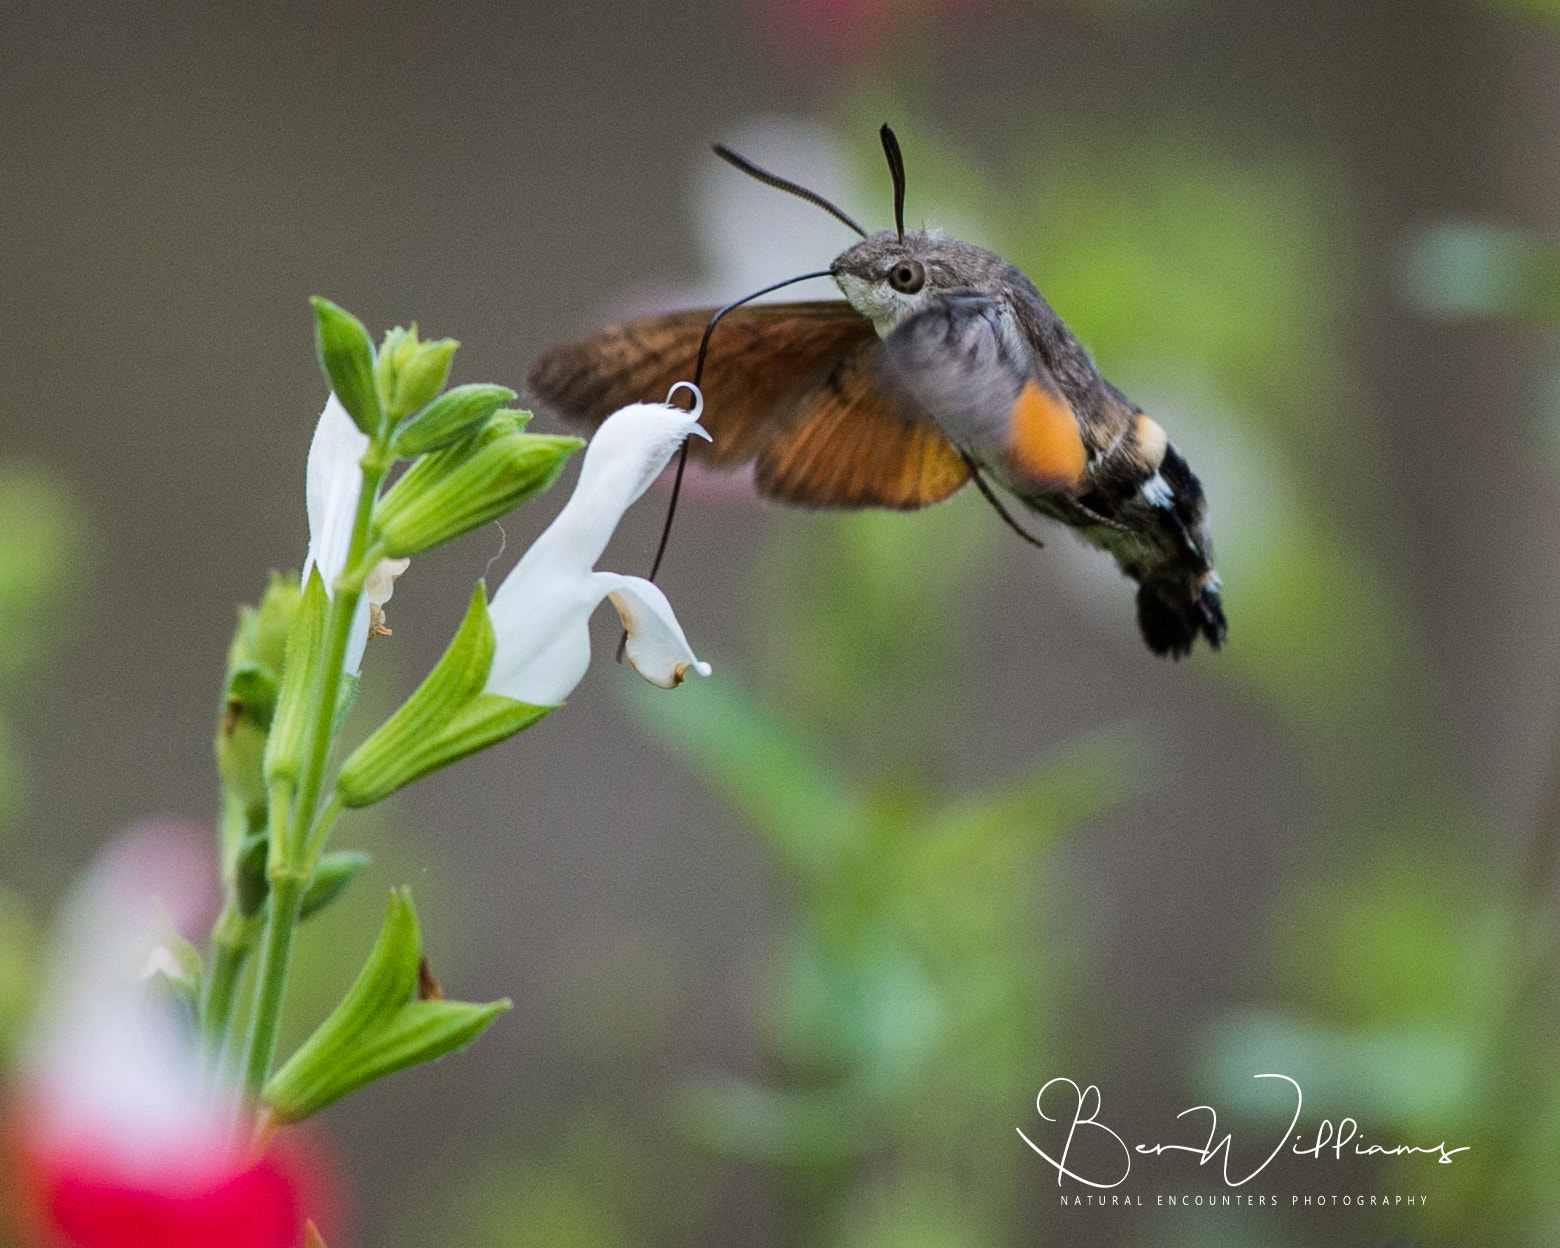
[6,0,1560,1244]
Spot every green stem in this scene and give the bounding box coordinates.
[201,904,259,1069]
[289,493,384,859]
[307,791,348,863]
[240,871,306,1097]
[235,439,393,1113]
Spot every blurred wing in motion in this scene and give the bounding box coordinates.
[528,302,970,509]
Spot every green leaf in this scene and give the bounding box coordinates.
[311,297,382,435]
[335,583,551,807]
[907,726,1147,882]
[392,384,519,457]
[264,888,508,1123]
[331,670,360,740]
[626,675,863,876]
[299,849,371,921]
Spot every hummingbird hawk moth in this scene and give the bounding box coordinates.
[527,126,1226,658]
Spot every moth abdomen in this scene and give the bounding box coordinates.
[1136,569,1227,659]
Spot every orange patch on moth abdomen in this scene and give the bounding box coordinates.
[1006,378,1087,492]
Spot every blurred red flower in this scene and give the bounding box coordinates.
[11,1116,323,1248]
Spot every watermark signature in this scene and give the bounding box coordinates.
[1019,1075,1469,1189]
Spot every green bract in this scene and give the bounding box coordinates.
[263,889,509,1124]
[392,383,519,457]
[299,849,371,920]
[310,298,382,436]
[374,421,582,559]
[335,583,550,807]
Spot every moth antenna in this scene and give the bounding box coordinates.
[713,143,868,238]
[616,267,835,662]
[960,453,1046,550]
[880,124,907,244]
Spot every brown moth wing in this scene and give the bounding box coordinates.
[755,337,971,510]
[526,302,879,468]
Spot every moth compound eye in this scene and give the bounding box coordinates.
[888,259,925,294]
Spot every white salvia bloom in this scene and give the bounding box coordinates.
[485,394,713,705]
[365,554,412,637]
[302,394,407,674]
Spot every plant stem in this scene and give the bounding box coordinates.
[306,791,347,863]
[201,904,259,1069]
[235,439,392,1114]
[240,870,306,1097]
[288,475,384,859]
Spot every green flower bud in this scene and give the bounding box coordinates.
[336,583,549,807]
[217,665,274,815]
[300,849,371,921]
[217,572,301,846]
[374,422,582,559]
[311,297,382,436]
[263,888,509,1124]
[392,384,518,457]
[375,324,458,423]
[263,571,329,786]
[226,571,300,677]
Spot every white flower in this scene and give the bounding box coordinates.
[302,394,407,674]
[484,394,713,705]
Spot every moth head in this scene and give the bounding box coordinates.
[830,231,975,336]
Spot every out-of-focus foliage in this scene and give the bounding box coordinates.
[434,492,1141,1247]
[1199,4,1560,1240]
[1198,846,1560,1246]
[1402,222,1560,324]
[428,932,711,1248]
[0,467,87,827]
[639,498,1139,1245]
[0,466,86,1063]
[1483,0,1560,29]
